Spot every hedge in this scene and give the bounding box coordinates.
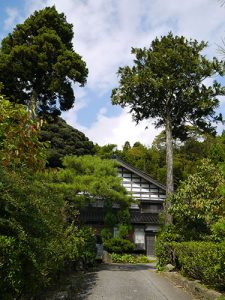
[156,241,225,290]
[112,253,155,264]
[103,238,135,253]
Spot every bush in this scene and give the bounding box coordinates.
[176,242,225,290]
[0,168,65,298]
[112,253,155,264]
[0,167,97,299]
[211,218,225,242]
[103,238,135,253]
[156,227,183,267]
[101,228,112,240]
[157,241,225,290]
[79,226,97,266]
[156,241,177,268]
[169,160,225,240]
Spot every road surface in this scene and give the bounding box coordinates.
[75,263,195,300]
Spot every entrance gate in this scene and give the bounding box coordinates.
[145,233,156,256]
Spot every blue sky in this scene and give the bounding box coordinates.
[1,0,225,148]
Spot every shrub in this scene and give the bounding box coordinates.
[169,160,225,240]
[156,241,176,268]
[157,241,225,290]
[0,167,97,299]
[175,242,225,290]
[101,228,112,240]
[156,227,183,267]
[211,218,225,242]
[79,226,97,266]
[112,253,155,264]
[118,224,129,239]
[103,238,135,253]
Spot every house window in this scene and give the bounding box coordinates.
[134,227,145,249]
[123,173,131,178]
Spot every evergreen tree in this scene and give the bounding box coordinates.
[0,6,88,117]
[40,117,95,168]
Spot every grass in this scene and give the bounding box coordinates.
[111,253,157,264]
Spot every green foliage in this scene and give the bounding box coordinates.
[53,155,133,228]
[208,137,225,164]
[0,166,96,299]
[0,97,97,299]
[156,226,184,267]
[157,241,225,290]
[96,131,225,190]
[94,143,118,159]
[211,218,225,242]
[112,253,155,264]
[62,224,96,266]
[0,101,96,297]
[101,228,112,240]
[157,226,184,243]
[40,117,95,167]
[112,32,224,214]
[123,141,131,151]
[169,159,225,239]
[79,226,97,266]
[112,32,224,139]
[0,6,88,116]
[119,140,167,185]
[103,238,135,253]
[0,166,63,298]
[0,97,47,171]
[118,224,130,239]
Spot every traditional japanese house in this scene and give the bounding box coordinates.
[79,156,166,256]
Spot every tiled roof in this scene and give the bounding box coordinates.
[79,207,160,225]
[130,211,160,224]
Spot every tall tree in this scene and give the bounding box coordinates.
[0,6,88,117]
[40,117,95,168]
[111,32,224,224]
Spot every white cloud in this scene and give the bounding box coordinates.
[26,0,170,93]
[27,0,225,93]
[61,88,89,126]
[25,0,47,13]
[64,107,161,148]
[4,7,20,31]
[24,0,225,145]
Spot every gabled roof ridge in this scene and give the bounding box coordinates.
[113,155,166,191]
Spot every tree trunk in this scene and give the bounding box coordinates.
[28,90,37,120]
[165,117,174,225]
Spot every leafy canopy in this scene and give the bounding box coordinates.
[0,6,88,116]
[40,117,95,168]
[112,32,224,139]
[52,155,133,227]
[169,159,225,239]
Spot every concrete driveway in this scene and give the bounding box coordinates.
[75,263,195,300]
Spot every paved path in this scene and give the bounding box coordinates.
[75,264,195,300]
